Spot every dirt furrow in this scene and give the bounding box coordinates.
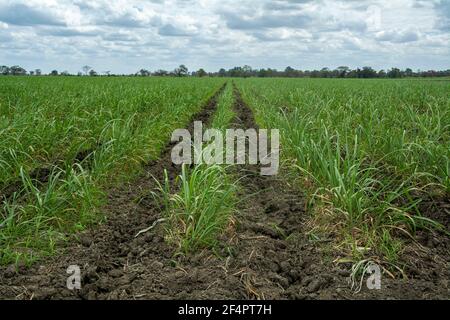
[223,85,342,299]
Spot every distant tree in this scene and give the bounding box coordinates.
[310,70,321,78]
[196,68,207,77]
[205,66,449,79]
[404,68,414,77]
[34,64,448,79]
[153,69,169,76]
[359,66,377,78]
[242,65,253,78]
[50,70,58,76]
[227,66,254,78]
[82,65,92,76]
[0,65,10,75]
[320,67,331,78]
[174,65,188,77]
[10,65,27,76]
[139,69,151,77]
[387,68,402,78]
[77,72,83,76]
[284,66,296,77]
[229,67,242,77]
[337,66,350,78]
[258,69,269,78]
[61,70,70,76]
[218,68,227,77]
[267,68,279,77]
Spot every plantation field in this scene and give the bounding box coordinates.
[0,77,225,264]
[0,77,449,300]
[237,78,450,264]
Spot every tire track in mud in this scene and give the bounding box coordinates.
[224,84,344,299]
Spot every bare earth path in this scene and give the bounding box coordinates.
[0,83,448,300]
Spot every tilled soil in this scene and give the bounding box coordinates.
[0,83,448,300]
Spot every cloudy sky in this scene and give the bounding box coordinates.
[0,0,449,74]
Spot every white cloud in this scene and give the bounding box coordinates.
[375,29,420,43]
[0,0,448,73]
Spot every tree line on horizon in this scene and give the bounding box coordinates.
[1,64,450,78]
